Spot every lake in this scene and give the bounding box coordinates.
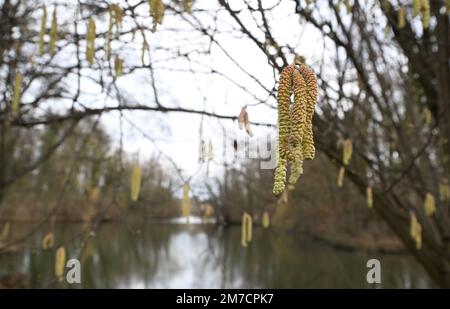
[0,221,433,288]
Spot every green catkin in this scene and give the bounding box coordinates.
[273,66,294,195]
[273,157,287,195]
[288,68,306,187]
[86,18,96,65]
[110,4,123,32]
[424,193,436,216]
[149,0,165,32]
[131,163,141,201]
[55,246,66,278]
[446,0,450,15]
[12,73,22,114]
[421,0,430,29]
[344,0,351,14]
[288,68,306,155]
[183,0,193,12]
[42,232,54,249]
[241,213,247,247]
[367,186,373,208]
[49,7,57,55]
[413,0,421,17]
[398,6,405,29]
[410,213,422,250]
[342,139,353,165]
[380,0,390,12]
[114,55,123,77]
[39,5,47,56]
[274,57,317,195]
[246,213,252,242]
[241,213,252,248]
[262,211,270,229]
[337,166,345,187]
[1,222,10,241]
[297,59,318,161]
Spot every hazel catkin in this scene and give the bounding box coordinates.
[273,58,317,195]
[86,18,96,65]
[39,5,47,56]
[55,246,66,278]
[410,212,422,250]
[49,7,58,55]
[297,60,318,160]
[424,193,436,216]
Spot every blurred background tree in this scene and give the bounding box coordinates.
[0,0,449,287]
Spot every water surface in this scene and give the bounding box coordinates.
[0,222,432,288]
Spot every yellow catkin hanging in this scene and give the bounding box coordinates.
[105,6,114,60]
[288,69,307,187]
[12,73,22,114]
[380,0,390,12]
[296,57,318,161]
[366,186,373,209]
[398,6,405,29]
[446,0,450,15]
[274,58,317,195]
[262,211,270,229]
[241,213,248,247]
[89,186,100,203]
[114,55,123,77]
[421,0,430,29]
[424,193,436,216]
[344,0,351,14]
[413,0,421,17]
[241,212,252,248]
[342,139,353,166]
[439,180,450,201]
[49,7,58,55]
[38,5,47,56]
[337,166,345,187]
[42,232,54,250]
[183,0,194,13]
[131,163,141,201]
[149,0,165,32]
[110,4,122,33]
[409,213,422,250]
[55,246,66,278]
[86,18,96,65]
[1,222,10,241]
[273,66,294,195]
[245,213,253,242]
[182,182,191,222]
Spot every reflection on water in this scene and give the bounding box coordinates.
[0,222,433,288]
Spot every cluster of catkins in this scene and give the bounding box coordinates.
[273,56,318,195]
